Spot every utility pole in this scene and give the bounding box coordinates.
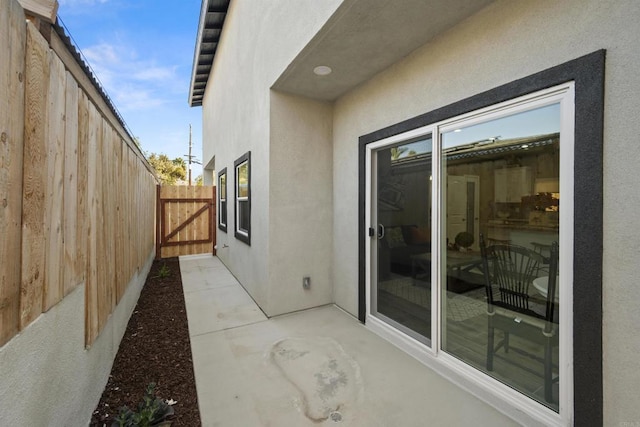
[184,124,201,186]
[188,124,192,186]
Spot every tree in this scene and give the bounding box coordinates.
[194,174,204,186]
[148,153,187,185]
[390,146,407,160]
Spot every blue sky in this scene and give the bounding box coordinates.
[57,0,204,177]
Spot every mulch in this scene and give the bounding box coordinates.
[90,257,201,426]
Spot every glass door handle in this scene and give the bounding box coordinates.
[377,224,385,240]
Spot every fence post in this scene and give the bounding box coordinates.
[155,184,161,259]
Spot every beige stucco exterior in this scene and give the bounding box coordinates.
[331,2,640,424]
[201,0,342,314]
[197,0,640,424]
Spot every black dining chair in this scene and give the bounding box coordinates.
[479,234,559,403]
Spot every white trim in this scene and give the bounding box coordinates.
[558,83,575,425]
[235,160,249,236]
[366,314,435,358]
[366,125,433,151]
[437,84,574,136]
[432,125,443,353]
[219,172,227,228]
[363,83,575,426]
[364,147,373,318]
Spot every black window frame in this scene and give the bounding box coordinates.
[358,50,604,425]
[218,168,227,232]
[234,151,251,245]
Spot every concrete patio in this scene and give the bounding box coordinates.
[179,254,518,427]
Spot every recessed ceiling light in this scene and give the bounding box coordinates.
[313,65,332,76]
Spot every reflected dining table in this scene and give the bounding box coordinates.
[410,250,484,292]
[532,275,560,303]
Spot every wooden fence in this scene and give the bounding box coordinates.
[0,1,157,347]
[156,185,216,259]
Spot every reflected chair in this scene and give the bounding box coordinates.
[531,241,553,275]
[486,237,511,246]
[479,234,559,403]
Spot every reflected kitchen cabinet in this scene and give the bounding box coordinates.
[494,166,532,203]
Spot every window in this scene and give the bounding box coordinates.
[359,51,604,425]
[218,168,227,232]
[439,98,567,412]
[234,152,251,244]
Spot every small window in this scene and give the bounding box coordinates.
[234,152,251,245]
[218,168,227,232]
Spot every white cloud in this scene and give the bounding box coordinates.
[80,41,180,112]
[133,66,178,82]
[83,42,123,66]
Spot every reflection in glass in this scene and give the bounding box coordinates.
[237,162,249,198]
[238,199,249,232]
[219,172,227,227]
[441,104,561,411]
[374,136,433,345]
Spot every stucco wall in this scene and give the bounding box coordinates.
[0,251,153,426]
[268,92,334,315]
[330,0,640,424]
[201,0,342,314]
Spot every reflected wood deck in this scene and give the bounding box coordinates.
[378,275,559,412]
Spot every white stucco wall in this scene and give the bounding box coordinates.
[0,251,153,426]
[330,0,640,424]
[268,92,334,315]
[201,0,342,314]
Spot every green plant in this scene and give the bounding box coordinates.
[157,263,170,279]
[111,383,174,427]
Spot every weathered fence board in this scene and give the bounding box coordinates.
[115,135,125,303]
[96,113,108,333]
[0,0,26,346]
[43,50,66,312]
[77,91,89,296]
[85,100,99,344]
[63,71,79,296]
[20,22,50,329]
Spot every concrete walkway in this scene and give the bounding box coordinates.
[179,254,517,427]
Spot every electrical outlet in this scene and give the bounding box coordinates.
[303,276,311,289]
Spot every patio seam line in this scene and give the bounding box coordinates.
[182,283,240,294]
[188,318,269,338]
[265,303,339,321]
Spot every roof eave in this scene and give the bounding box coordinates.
[189,0,230,107]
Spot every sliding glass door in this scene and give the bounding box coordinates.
[366,83,573,417]
[369,135,433,345]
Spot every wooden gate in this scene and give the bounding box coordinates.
[156,185,216,259]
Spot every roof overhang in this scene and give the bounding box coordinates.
[272,0,495,101]
[189,0,230,107]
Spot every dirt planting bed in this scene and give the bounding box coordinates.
[90,257,201,426]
